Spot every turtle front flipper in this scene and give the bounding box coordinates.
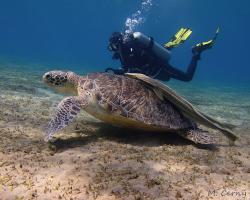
[178,129,216,145]
[44,96,82,141]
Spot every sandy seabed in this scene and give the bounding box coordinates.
[0,80,250,200]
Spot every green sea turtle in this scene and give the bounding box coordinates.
[42,71,238,144]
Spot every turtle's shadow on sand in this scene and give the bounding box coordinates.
[51,121,217,151]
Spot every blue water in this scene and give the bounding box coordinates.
[0,0,250,82]
[0,0,249,126]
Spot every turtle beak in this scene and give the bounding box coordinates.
[43,72,54,86]
[42,72,60,86]
[43,72,51,82]
[43,72,50,83]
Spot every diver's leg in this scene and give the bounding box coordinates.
[158,28,219,82]
[192,27,219,55]
[161,54,200,82]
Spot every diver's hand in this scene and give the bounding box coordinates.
[105,67,124,75]
[105,67,115,74]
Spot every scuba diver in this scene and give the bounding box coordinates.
[105,27,219,81]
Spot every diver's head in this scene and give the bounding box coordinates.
[43,71,79,94]
[108,32,124,52]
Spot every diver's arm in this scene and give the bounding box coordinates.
[162,54,200,82]
[106,46,127,75]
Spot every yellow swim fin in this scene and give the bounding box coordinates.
[192,27,220,54]
[164,28,192,50]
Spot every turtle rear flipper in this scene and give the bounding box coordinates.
[178,129,216,145]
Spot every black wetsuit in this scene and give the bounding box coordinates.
[107,33,201,82]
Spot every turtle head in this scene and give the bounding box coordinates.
[43,71,79,95]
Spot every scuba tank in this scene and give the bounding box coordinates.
[132,32,171,63]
